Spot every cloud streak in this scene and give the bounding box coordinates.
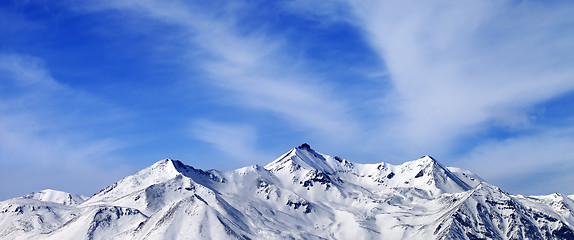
[455,127,574,195]
[339,0,574,151]
[190,120,272,164]
[0,53,129,200]
[91,0,362,154]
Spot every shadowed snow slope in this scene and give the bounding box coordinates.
[1,144,573,239]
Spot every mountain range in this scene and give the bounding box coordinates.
[1,144,573,239]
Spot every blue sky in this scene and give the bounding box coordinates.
[1,0,573,200]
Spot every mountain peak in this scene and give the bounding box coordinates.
[397,155,472,194]
[20,189,87,205]
[149,158,190,174]
[264,144,335,173]
[154,158,178,166]
[416,155,437,165]
[399,155,440,173]
[297,143,312,150]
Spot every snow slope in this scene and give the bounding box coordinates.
[0,198,78,239]
[1,144,573,239]
[21,189,87,206]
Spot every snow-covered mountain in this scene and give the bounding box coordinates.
[1,144,573,239]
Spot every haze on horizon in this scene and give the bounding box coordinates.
[0,0,573,200]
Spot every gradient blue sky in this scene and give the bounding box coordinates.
[1,0,573,200]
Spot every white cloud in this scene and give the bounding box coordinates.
[0,54,59,88]
[0,53,129,200]
[341,0,574,154]
[190,120,272,164]
[193,21,357,138]
[455,128,574,195]
[91,0,362,153]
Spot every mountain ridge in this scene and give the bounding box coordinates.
[1,144,573,239]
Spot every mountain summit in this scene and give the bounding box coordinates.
[1,145,573,239]
[265,143,347,173]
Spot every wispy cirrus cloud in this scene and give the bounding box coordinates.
[190,120,273,164]
[345,0,574,152]
[456,127,574,195]
[89,0,361,156]
[0,53,129,200]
